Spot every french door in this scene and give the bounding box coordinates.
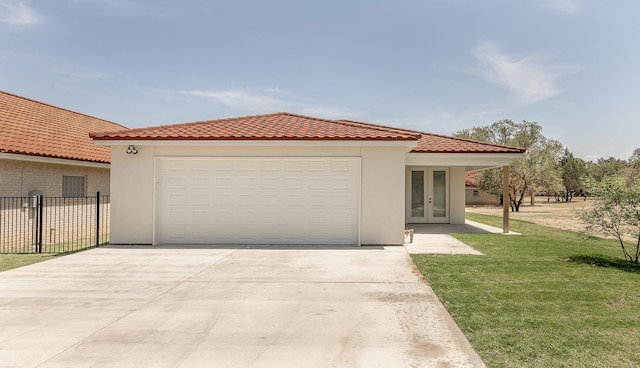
[406,167,449,223]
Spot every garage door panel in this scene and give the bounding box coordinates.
[331,160,351,171]
[284,161,303,171]
[308,177,328,189]
[331,177,351,189]
[308,193,328,206]
[214,176,234,188]
[284,177,304,190]
[157,158,360,245]
[308,160,326,171]
[261,194,279,206]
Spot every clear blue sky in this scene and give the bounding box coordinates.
[1,0,638,161]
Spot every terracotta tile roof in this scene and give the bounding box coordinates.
[338,119,526,154]
[466,171,480,187]
[0,90,128,164]
[411,132,525,154]
[91,112,525,155]
[90,112,422,141]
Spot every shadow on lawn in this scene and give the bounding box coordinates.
[565,254,640,274]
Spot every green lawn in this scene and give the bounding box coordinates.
[412,213,640,368]
[0,242,103,272]
[0,253,61,272]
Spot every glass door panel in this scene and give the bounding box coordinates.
[428,168,449,223]
[411,171,425,218]
[406,167,449,224]
[432,170,446,218]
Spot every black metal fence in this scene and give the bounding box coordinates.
[0,193,110,254]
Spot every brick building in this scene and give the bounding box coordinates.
[0,90,128,197]
[465,171,500,206]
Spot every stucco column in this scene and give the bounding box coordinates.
[502,165,509,233]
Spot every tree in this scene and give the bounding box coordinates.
[560,148,587,201]
[586,157,627,182]
[475,168,504,204]
[629,147,640,165]
[455,119,563,211]
[621,147,640,186]
[577,176,640,264]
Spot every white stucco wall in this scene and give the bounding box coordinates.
[109,146,155,244]
[108,143,408,245]
[449,166,466,224]
[360,146,406,245]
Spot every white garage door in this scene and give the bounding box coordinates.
[155,157,361,245]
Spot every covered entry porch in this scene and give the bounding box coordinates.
[405,150,520,233]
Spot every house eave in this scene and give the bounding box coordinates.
[93,139,419,149]
[0,152,110,169]
[405,152,523,169]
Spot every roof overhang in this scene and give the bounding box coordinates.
[0,152,110,169]
[406,152,523,171]
[93,139,419,150]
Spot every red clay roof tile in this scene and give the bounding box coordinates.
[0,90,128,164]
[90,112,422,141]
[466,171,481,187]
[91,112,525,154]
[412,132,525,154]
[338,119,526,154]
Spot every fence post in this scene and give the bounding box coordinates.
[37,195,43,253]
[95,192,100,248]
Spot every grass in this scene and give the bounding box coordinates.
[0,241,105,272]
[412,212,640,368]
[0,253,62,272]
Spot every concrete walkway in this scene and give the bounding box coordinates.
[404,220,517,255]
[0,246,485,368]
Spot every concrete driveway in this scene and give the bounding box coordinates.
[0,246,484,368]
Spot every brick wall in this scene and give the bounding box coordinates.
[465,188,500,206]
[0,159,110,197]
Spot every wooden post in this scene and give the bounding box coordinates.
[502,165,509,234]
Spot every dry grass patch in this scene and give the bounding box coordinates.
[466,196,592,233]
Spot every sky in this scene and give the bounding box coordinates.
[1,0,638,161]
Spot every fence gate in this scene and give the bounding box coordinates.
[0,193,110,254]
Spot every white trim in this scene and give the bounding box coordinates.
[154,156,362,160]
[358,161,362,247]
[152,157,159,246]
[94,139,418,150]
[407,152,523,159]
[405,152,522,167]
[0,152,110,169]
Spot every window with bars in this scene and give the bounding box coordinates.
[62,176,86,198]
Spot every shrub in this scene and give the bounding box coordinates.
[578,176,640,264]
